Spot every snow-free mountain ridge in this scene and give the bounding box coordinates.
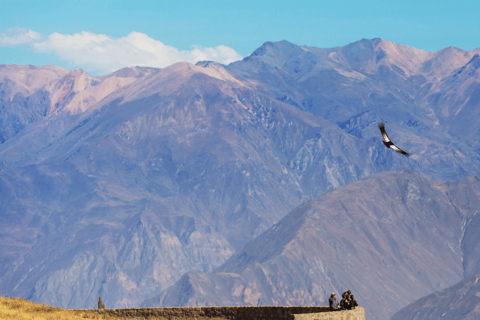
[143,169,480,320]
[1,38,480,319]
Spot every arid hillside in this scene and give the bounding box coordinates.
[145,169,480,320]
[1,38,480,316]
[0,297,115,320]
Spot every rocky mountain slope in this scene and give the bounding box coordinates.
[227,39,480,181]
[1,38,480,313]
[390,270,480,320]
[0,64,158,143]
[143,169,480,320]
[0,61,390,309]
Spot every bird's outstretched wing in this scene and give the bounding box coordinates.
[391,144,410,157]
[377,122,391,143]
[378,121,411,157]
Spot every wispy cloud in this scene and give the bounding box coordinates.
[0,27,243,74]
[0,27,45,47]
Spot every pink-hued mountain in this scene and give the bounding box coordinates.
[0,64,158,113]
[0,64,158,143]
[0,38,480,319]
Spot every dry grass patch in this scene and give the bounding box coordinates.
[0,297,118,320]
[0,297,229,319]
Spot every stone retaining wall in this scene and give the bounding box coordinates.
[293,308,365,320]
[76,306,365,320]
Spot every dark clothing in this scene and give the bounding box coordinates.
[338,290,356,310]
[350,299,358,309]
[345,298,351,310]
[329,296,338,311]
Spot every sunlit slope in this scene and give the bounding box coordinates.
[0,297,114,320]
[0,65,158,144]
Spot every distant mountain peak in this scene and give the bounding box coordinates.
[250,42,269,56]
[371,37,383,45]
[467,53,480,68]
[249,40,299,58]
[72,68,86,74]
[107,66,159,79]
[450,53,480,80]
[98,61,245,106]
[244,38,436,78]
[195,60,215,67]
[159,61,238,82]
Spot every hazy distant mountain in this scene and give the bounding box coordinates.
[1,38,480,313]
[227,39,480,181]
[143,169,480,320]
[0,65,158,144]
[0,61,388,309]
[390,270,480,320]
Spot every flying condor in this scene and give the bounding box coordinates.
[378,122,410,157]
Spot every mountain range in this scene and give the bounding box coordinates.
[1,38,480,319]
[142,168,480,320]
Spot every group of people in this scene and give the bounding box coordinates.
[328,290,358,311]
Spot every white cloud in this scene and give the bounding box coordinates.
[1,28,243,74]
[0,27,45,47]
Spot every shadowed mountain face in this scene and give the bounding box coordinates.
[390,270,480,320]
[143,169,480,320]
[1,38,480,312]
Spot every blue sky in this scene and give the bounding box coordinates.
[1,0,479,75]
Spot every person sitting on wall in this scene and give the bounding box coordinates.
[349,295,358,310]
[347,295,353,310]
[329,293,338,311]
[339,290,350,310]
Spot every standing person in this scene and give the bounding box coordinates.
[329,293,338,311]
